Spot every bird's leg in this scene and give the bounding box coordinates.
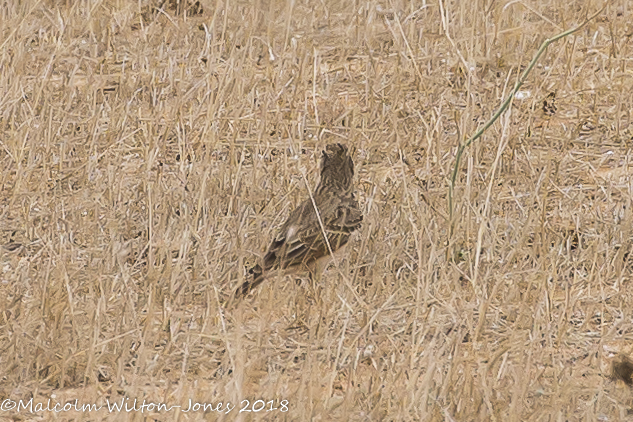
[308,261,329,337]
[285,274,309,332]
[286,264,318,332]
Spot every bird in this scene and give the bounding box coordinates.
[230,143,363,304]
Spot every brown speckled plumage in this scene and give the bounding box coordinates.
[231,143,362,302]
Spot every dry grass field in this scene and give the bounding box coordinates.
[2,0,633,420]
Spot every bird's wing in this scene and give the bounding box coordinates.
[260,200,312,271]
[262,196,362,270]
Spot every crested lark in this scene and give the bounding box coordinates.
[232,143,363,302]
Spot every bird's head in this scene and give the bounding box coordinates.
[318,143,355,193]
